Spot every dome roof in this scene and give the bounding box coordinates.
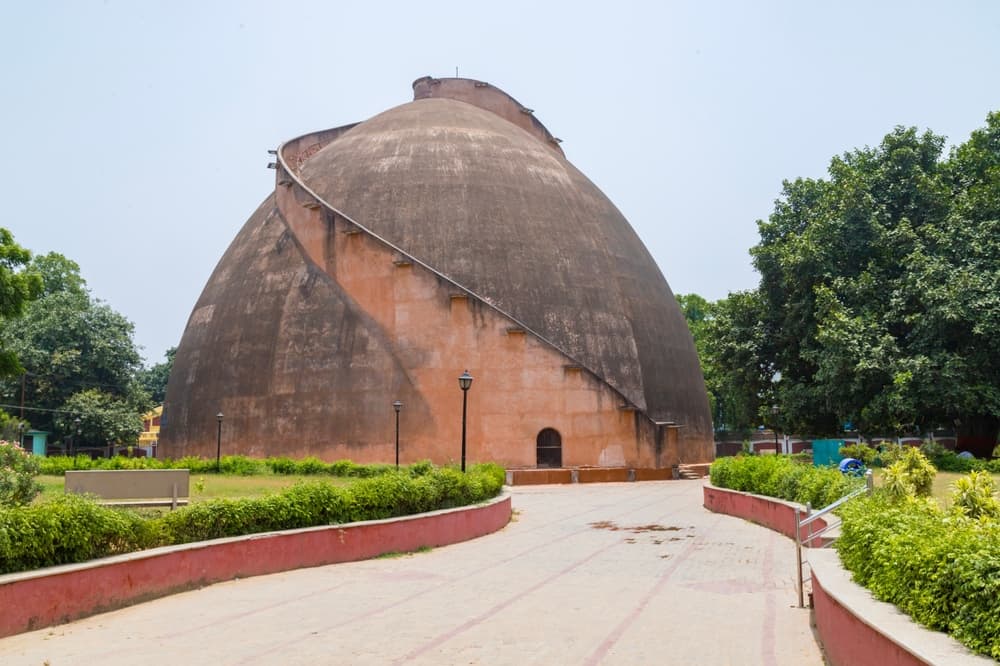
[297,80,709,434]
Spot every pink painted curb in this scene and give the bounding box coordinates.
[0,493,511,639]
[704,483,990,666]
[702,483,827,545]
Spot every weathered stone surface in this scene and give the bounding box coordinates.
[161,77,712,467]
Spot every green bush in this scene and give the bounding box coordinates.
[837,491,1000,659]
[263,456,298,474]
[0,441,42,507]
[294,456,329,475]
[917,440,983,473]
[931,450,982,473]
[950,471,1000,520]
[876,441,906,466]
[789,452,813,464]
[839,443,876,466]
[218,455,265,475]
[37,454,95,475]
[709,455,862,508]
[0,462,506,573]
[882,447,935,500]
[407,460,434,477]
[328,459,358,476]
[0,494,160,572]
[170,456,215,473]
[38,454,411,478]
[103,456,166,470]
[157,463,502,543]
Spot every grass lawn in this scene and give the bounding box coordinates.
[37,473,357,504]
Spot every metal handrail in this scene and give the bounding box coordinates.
[795,469,873,607]
[799,481,871,528]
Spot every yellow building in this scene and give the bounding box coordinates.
[138,406,162,455]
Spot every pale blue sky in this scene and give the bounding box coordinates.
[2,1,998,364]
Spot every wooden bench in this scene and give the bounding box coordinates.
[65,469,190,509]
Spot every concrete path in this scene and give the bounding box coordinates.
[0,481,824,665]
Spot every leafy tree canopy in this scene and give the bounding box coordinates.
[677,293,761,434]
[30,252,87,298]
[0,229,42,377]
[138,346,176,404]
[56,389,144,448]
[0,255,151,445]
[713,112,1000,448]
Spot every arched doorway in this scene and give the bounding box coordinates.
[536,428,562,468]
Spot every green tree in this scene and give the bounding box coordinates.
[676,293,717,426]
[29,252,87,298]
[730,113,999,448]
[0,257,151,446]
[676,293,762,433]
[56,389,143,448]
[138,346,176,404]
[702,292,771,433]
[0,229,42,377]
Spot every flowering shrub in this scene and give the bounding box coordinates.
[0,440,42,507]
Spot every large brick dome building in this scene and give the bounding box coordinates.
[160,77,713,471]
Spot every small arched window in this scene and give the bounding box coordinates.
[536,428,562,468]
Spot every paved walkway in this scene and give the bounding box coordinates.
[0,481,824,665]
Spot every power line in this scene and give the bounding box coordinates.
[12,372,138,393]
[0,403,87,416]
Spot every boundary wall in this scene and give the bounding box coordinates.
[0,493,511,639]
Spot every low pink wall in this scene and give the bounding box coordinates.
[0,494,511,639]
[702,484,826,546]
[705,485,989,665]
[811,573,924,666]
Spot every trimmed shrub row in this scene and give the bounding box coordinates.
[920,441,1000,474]
[837,494,1000,660]
[836,440,1000,473]
[709,454,863,508]
[710,451,1000,659]
[36,454,415,478]
[0,441,42,507]
[0,463,505,574]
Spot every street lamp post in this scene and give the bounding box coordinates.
[73,417,81,456]
[771,405,780,453]
[393,400,402,468]
[458,370,473,472]
[216,412,224,472]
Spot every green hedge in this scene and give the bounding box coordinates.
[0,494,161,571]
[919,442,1000,474]
[709,455,863,508]
[0,463,505,574]
[710,452,1000,659]
[837,494,1000,659]
[37,454,404,478]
